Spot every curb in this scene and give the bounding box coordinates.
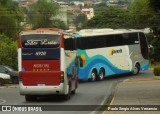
[0,84,18,88]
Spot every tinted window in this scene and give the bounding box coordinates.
[123,33,139,45]
[77,32,139,50]
[22,34,60,48]
[64,38,76,50]
[139,32,149,59]
[77,37,88,50]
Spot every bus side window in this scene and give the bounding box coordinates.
[139,32,149,59]
[105,35,115,47]
[115,34,124,46]
[77,38,88,50]
[64,38,76,51]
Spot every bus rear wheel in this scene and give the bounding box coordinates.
[132,64,140,75]
[89,70,97,82]
[64,85,71,100]
[98,68,105,81]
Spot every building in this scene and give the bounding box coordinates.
[55,2,68,26]
[72,1,84,6]
[18,0,38,7]
[84,1,94,7]
[81,8,94,20]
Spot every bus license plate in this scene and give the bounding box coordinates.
[37,84,46,86]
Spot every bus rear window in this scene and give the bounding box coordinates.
[21,34,60,48]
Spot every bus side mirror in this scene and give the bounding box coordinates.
[148,44,154,55]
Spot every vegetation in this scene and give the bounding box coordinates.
[153,66,160,76]
[74,13,87,30]
[28,0,68,29]
[0,0,23,69]
[0,34,18,70]
[82,8,132,29]
[0,0,23,40]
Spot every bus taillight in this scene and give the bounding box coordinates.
[60,71,64,83]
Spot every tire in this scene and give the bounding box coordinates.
[25,95,36,102]
[89,70,97,82]
[132,64,140,75]
[71,78,78,94]
[98,68,105,81]
[0,78,4,86]
[64,85,71,100]
[11,76,19,84]
[71,90,76,94]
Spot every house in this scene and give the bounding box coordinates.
[18,0,38,7]
[84,1,94,7]
[81,8,94,20]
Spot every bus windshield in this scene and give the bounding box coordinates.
[21,34,60,48]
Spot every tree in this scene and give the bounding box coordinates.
[147,0,160,35]
[0,34,18,70]
[0,0,23,39]
[130,0,160,62]
[149,0,160,11]
[129,0,154,29]
[28,0,67,29]
[82,8,132,29]
[74,13,87,30]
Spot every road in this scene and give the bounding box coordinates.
[0,69,153,114]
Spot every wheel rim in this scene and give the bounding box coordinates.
[133,65,138,74]
[99,72,104,80]
[91,72,96,81]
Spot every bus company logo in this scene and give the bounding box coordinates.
[25,39,57,46]
[109,48,122,55]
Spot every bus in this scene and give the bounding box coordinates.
[74,28,150,81]
[18,28,78,101]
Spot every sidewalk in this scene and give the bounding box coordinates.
[103,77,160,114]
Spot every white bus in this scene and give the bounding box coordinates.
[74,28,150,81]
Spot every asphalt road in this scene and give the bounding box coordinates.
[0,69,153,114]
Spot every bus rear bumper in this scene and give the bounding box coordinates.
[19,82,68,95]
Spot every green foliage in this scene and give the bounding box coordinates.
[153,66,160,76]
[0,0,23,40]
[0,34,18,70]
[149,0,160,11]
[82,8,132,29]
[74,13,87,30]
[130,0,160,34]
[28,0,67,29]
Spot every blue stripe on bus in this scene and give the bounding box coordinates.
[22,48,60,60]
[78,55,130,80]
[140,62,149,71]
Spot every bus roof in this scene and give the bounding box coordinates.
[20,28,64,35]
[76,28,143,37]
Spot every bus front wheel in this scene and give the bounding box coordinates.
[89,70,97,82]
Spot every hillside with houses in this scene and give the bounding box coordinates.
[13,0,135,30]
